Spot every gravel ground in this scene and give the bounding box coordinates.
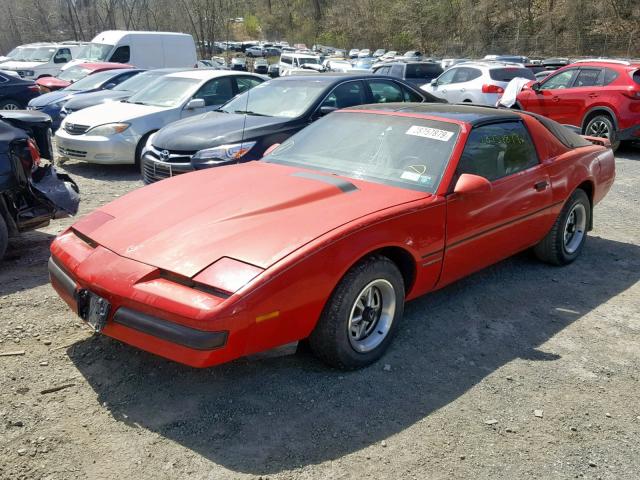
[1,145,639,480]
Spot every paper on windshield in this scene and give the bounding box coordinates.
[406,125,454,142]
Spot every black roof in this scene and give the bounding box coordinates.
[345,102,522,125]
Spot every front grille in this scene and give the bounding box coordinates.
[58,146,87,158]
[145,144,196,164]
[64,123,90,135]
[142,156,194,184]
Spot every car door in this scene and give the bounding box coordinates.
[233,76,264,96]
[319,80,367,110]
[565,67,604,126]
[365,79,406,103]
[448,67,483,102]
[429,67,458,101]
[439,120,554,287]
[524,68,579,122]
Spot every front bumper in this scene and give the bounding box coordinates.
[48,236,241,367]
[141,149,195,184]
[55,128,138,164]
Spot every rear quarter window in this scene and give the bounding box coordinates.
[490,68,536,81]
[631,69,640,85]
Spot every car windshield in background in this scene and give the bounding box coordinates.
[81,43,112,61]
[126,77,199,107]
[64,70,122,91]
[406,64,443,79]
[57,66,92,83]
[23,47,56,62]
[220,80,327,118]
[354,59,374,69]
[490,68,535,82]
[266,112,460,193]
[11,48,34,61]
[113,71,161,92]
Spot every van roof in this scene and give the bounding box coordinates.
[90,30,194,44]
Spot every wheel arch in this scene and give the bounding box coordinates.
[575,180,595,230]
[373,246,417,295]
[581,106,618,132]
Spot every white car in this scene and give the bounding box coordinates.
[379,51,398,62]
[348,49,360,59]
[278,53,323,76]
[358,49,371,58]
[1,43,83,80]
[55,70,264,166]
[325,59,352,72]
[421,61,536,105]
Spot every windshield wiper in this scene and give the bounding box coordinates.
[233,110,268,116]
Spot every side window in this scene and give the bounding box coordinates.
[281,56,292,65]
[368,80,404,103]
[400,84,423,102]
[110,71,138,85]
[452,67,481,83]
[194,77,234,106]
[54,48,72,63]
[374,66,389,75]
[236,76,262,93]
[0,75,8,84]
[390,65,404,77]
[321,81,366,109]
[540,69,577,90]
[574,68,602,87]
[603,68,619,85]
[109,46,130,63]
[457,122,539,182]
[436,68,457,85]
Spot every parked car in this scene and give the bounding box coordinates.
[542,57,572,69]
[35,62,133,93]
[358,49,371,58]
[441,58,470,69]
[350,57,376,72]
[267,63,280,78]
[373,49,386,58]
[230,57,247,71]
[59,69,190,120]
[1,110,79,260]
[253,58,269,74]
[422,61,535,105]
[61,31,197,71]
[373,61,444,87]
[263,47,282,57]
[246,46,264,57]
[325,59,352,72]
[515,59,640,149]
[55,70,264,166]
[28,69,143,130]
[349,49,360,59]
[0,72,40,109]
[379,51,398,61]
[400,51,423,61]
[278,53,323,75]
[141,74,436,183]
[485,55,530,65]
[1,43,84,80]
[49,103,614,369]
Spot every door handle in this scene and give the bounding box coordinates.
[588,93,598,98]
[552,96,560,102]
[460,88,466,92]
[534,180,549,191]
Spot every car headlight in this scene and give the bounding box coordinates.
[192,142,256,162]
[85,123,130,136]
[193,257,263,294]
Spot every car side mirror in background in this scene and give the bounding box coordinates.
[263,143,280,157]
[319,105,338,116]
[53,56,67,64]
[453,173,492,195]
[185,98,206,110]
[531,82,541,92]
[431,79,438,86]
[104,83,116,90]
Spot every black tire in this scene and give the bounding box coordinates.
[584,114,620,152]
[0,98,22,110]
[135,132,154,172]
[0,214,8,261]
[534,189,591,266]
[308,255,405,369]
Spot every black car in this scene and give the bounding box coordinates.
[372,62,444,87]
[0,110,79,259]
[0,72,41,110]
[141,74,443,183]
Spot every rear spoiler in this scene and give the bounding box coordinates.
[582,135,612,148]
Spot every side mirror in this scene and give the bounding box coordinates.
[185,98,206,110]
[430,79,438,86]
[453,173,492,195]
[54,56,67,64]
[531,82,541,92]
[319,105,337,116]
[104,83,116,90]
[263,143,280,157]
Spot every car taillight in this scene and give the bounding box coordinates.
[28,85,40,93]
[621,87,640,99]
[27,138,41,167]
[482,84,504,94]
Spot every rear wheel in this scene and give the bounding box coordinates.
[534,189,590,265]
[0,99,21,110]
[584,114,620,152]
[308,255,405,369]
[0,215,8,260]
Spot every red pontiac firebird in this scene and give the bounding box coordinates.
[48,104,615,369]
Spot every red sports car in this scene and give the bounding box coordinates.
[36,62,133,92]
[49,104,615,369]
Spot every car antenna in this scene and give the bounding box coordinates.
[239,82,250,163]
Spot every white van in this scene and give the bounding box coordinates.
[278,53,323,76]
[62,31,197,70]
[1,42,85,79]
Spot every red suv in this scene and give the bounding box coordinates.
[516,60,640,149]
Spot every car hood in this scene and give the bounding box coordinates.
[29,90,73,107]
[63,101,168,127]
[152,111,288,151]
[64,91,131,110]
[37,77,71,90]
[75,162,428,277]
[2,61,45,70]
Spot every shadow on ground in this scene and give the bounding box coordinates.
[60,161,141,181]
[68,235,639,475]
[0,230,56,294]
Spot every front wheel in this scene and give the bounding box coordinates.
[534,189,590,265]
[308,255,405,369]
[0,99,21,110]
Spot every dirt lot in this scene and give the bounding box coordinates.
[1,145,639,480]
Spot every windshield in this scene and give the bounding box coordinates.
[266,112,460,193]
[65,70,123,91]
[354,59,374,69]
[58,66,92,83]
[489,67,535,81]
[220,80,327,118]
[19,46,56,62]
[113,71,160,92]
[5,47,20,58]
[80,43,113,61]
[295,57,320,66]
[126,77,199,107]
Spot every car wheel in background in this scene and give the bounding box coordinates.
[534,189,591,266]
[0,215,8,260]
[584,114,620,152]
[308,255,405,369]
[0,99,22,110]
